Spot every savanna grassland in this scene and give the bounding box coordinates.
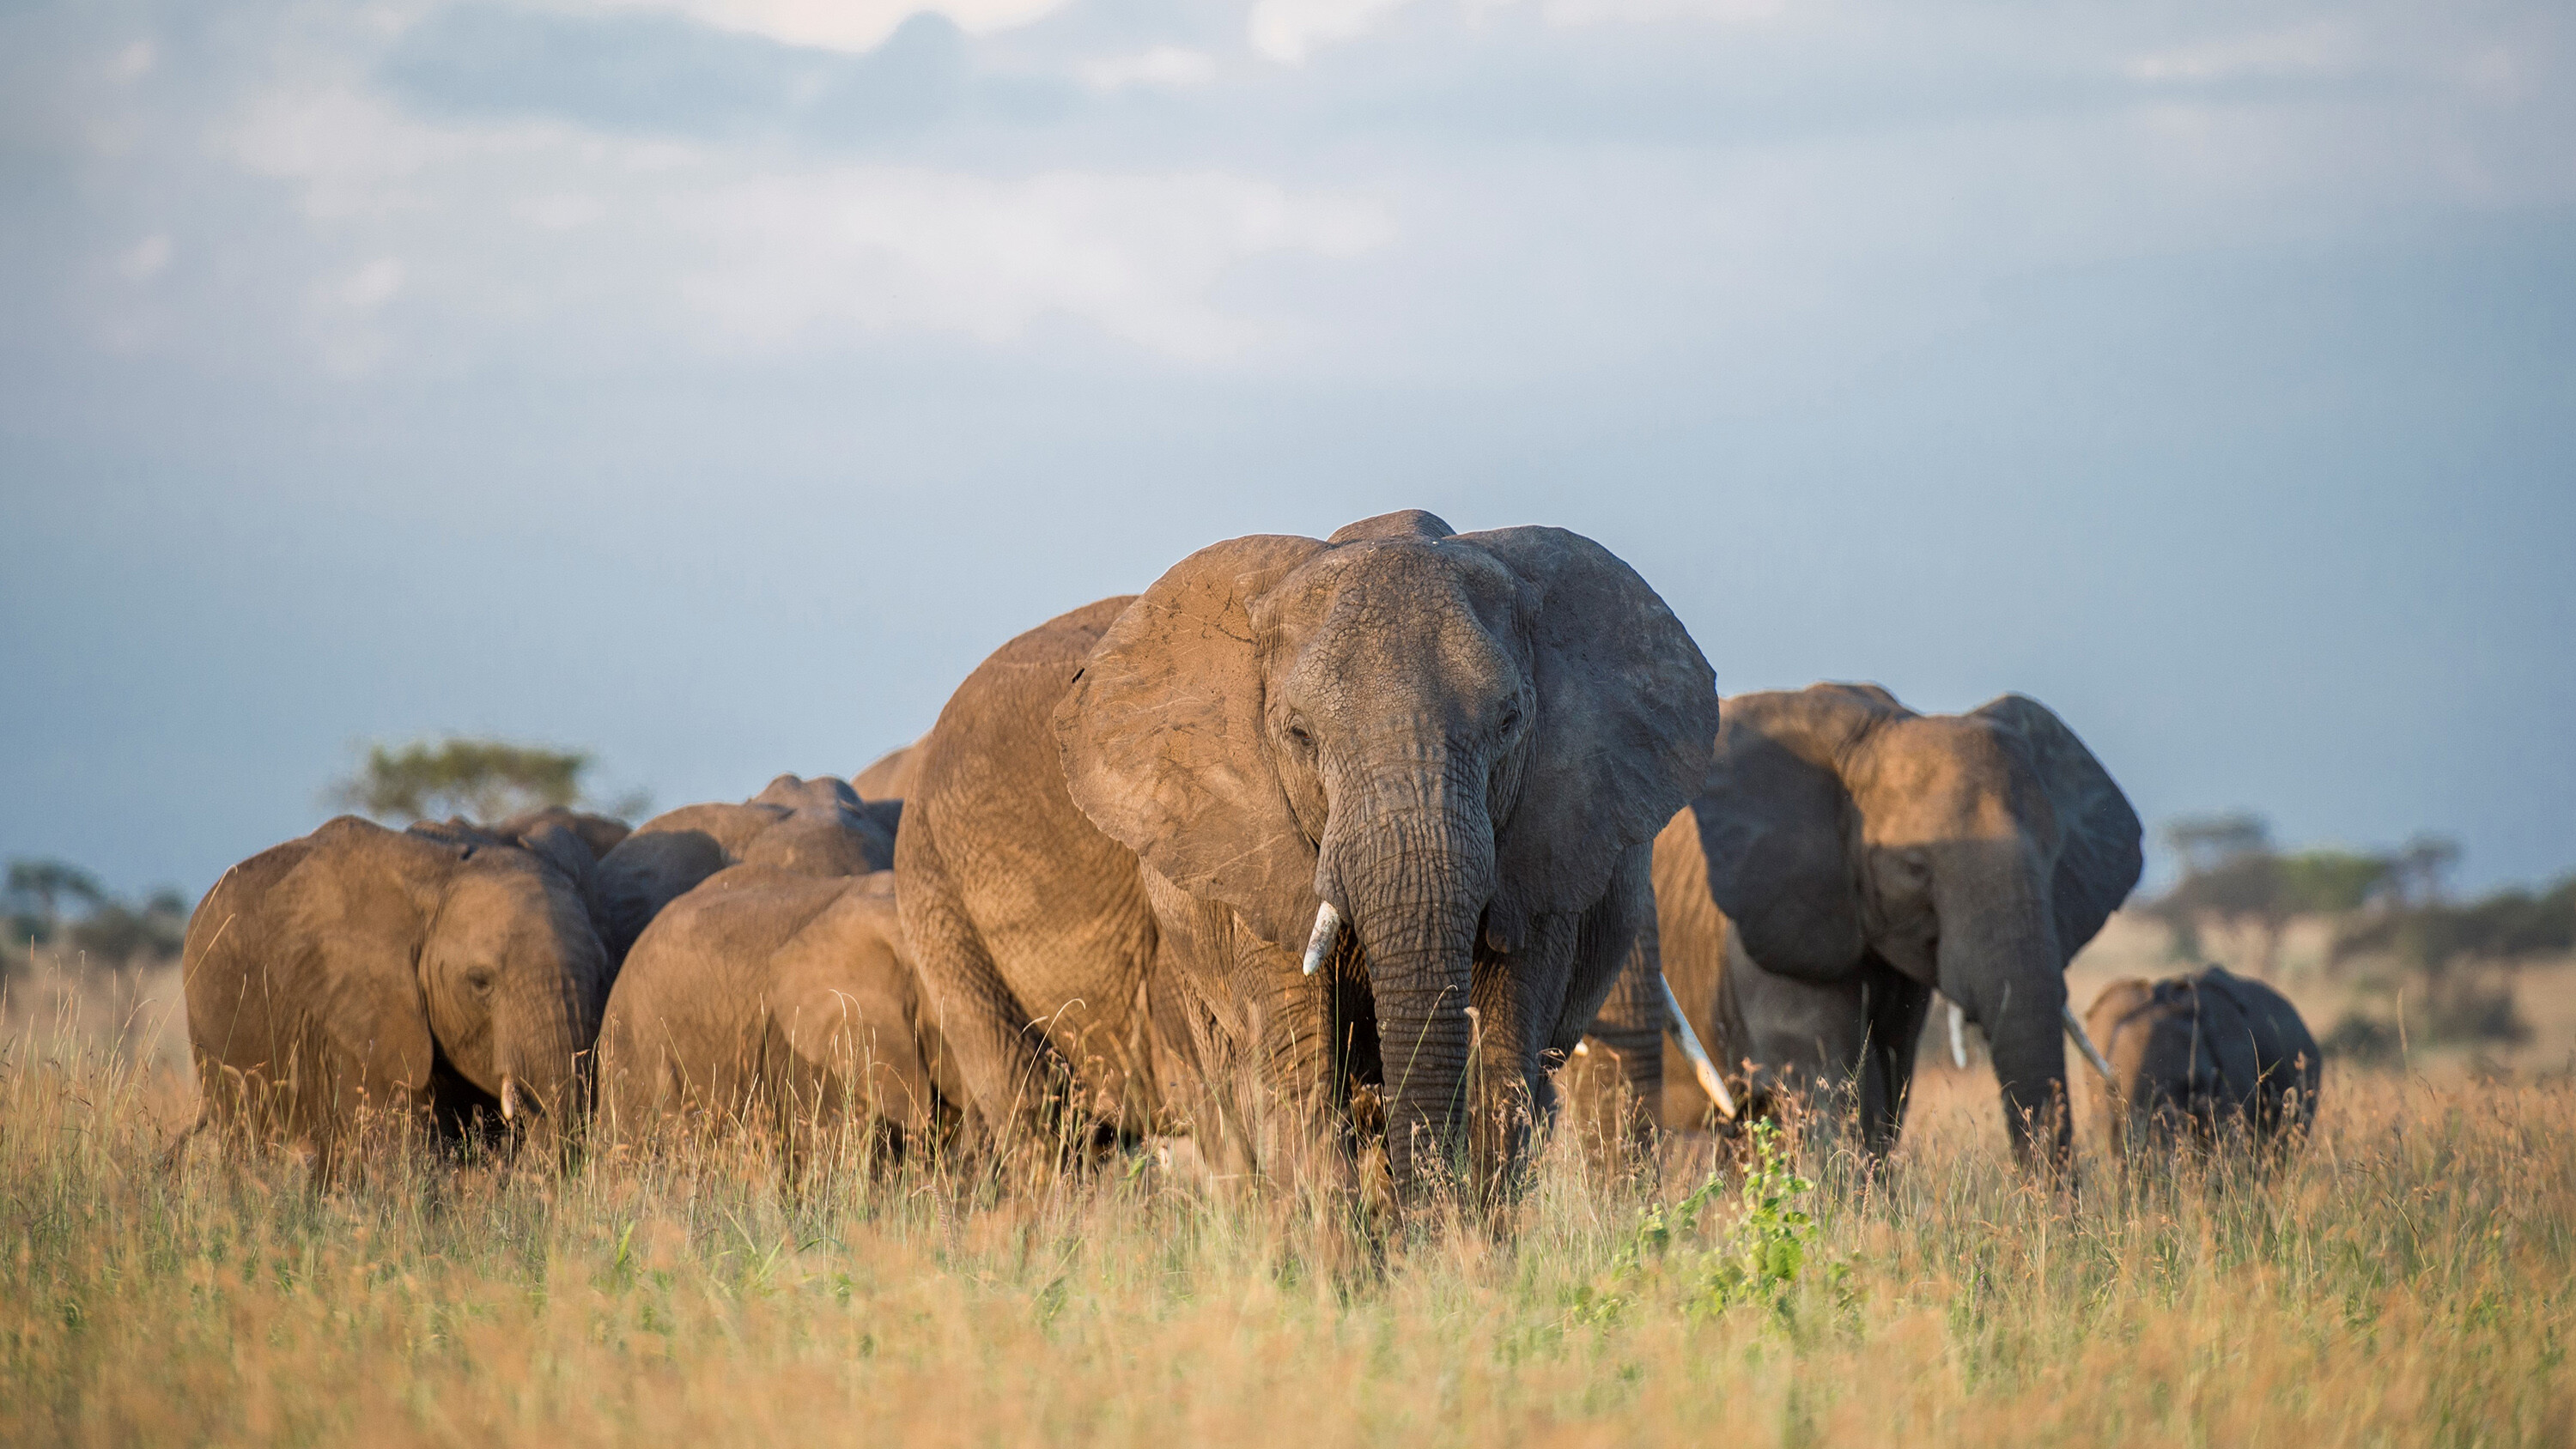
[4,958,2573,1448]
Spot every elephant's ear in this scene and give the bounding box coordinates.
[1454,527,1719,918]
[1695,687,1887,980]
[298,817,450,1093]
[1057,534,1329,947]
[512,819,602,895]
[1971,693,2143,965]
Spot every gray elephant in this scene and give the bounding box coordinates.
[180,816,610,1167]
[1632,683,2142,1167]
[896,510,1716,1193]
[477,804,633,864]
[596,866,956,1155]
[2085,966,2320,1158]
[590,774,896,968]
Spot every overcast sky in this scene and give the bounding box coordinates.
[3,0,2570,902]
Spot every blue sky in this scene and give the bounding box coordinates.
[3,0,2570,900]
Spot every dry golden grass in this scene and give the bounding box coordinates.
[4,962,2573,1448]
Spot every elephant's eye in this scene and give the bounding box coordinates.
[465,967,496,995]
[1498,706,1524,737]
[1285,721,1314,750]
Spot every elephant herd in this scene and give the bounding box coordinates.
[179,511,2321,1193]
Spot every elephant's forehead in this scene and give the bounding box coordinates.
[1273,538,1520,632]
[1851,723,2050,847]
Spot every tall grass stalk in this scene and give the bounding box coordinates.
[3,1011,2570,1446]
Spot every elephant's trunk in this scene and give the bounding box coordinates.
[499,952,605,1152]
[1324,763,1493,1197]
[1935,867,2073,1173]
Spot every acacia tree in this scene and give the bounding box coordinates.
[328,737,641,825]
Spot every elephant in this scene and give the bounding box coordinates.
[895,509,1716,1193]
[596,865,957,1155]
[179,815,610,1167]
[852,740,923,806]
[590,774,896,968]
[1632,683,2142,1168]
[480,804,633,864]
[2085,966,2320,1159]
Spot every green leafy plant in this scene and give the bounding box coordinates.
[1572,1120,1840,1327]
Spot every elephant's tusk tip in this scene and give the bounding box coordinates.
[1300,900,1343,977]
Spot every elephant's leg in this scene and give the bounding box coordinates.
[1576,913,1665,1148]
[1242,925,1349,1185]
[1856,959,1933,1159]
[894,808,1059,1145]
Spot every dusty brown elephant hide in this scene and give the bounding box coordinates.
[596,866,956,1151]
[180,816,610,1167]
[590,774,896,969]
[895,510,1716,1195]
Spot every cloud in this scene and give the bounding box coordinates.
[677,167,1392,359]
[1076,45,1220,90]
[562,0,1071,53]
[1249,0,1785,64]
[216,71,1388,367]
[2127,21,2359,85]
[115,234,172,282]
[1249,0,1418,63]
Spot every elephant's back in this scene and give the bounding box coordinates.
[903,594,1150,924]
[852,740,924,803]
[598,865,848,1121]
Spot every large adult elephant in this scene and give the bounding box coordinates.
[590,774,896,967]
[1645,683,2142,1167]
[180,816,610,1167]
[896,510,1716,1192]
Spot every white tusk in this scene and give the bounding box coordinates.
[499,1076,518,1123]
[2063,1003,2117,1085]
[1301,900,1343,977]
[1657,973,1738,1120]
[1947,1000,1968,1070]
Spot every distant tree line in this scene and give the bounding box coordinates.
[2148,812,2575,1062]
[5,737,652,986]
[3,858,190,977]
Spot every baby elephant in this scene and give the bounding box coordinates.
[2086,966,2321,1158]
[594,866,955,1156]
[181,816,611,1169]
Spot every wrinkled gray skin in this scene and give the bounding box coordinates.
[182,816,610,1167]
[896,510,1716,1194]
[590,774,896,969]
[2086,966,2321,1159]
[598,866,958,1154]
[1611,684,2142,1168]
